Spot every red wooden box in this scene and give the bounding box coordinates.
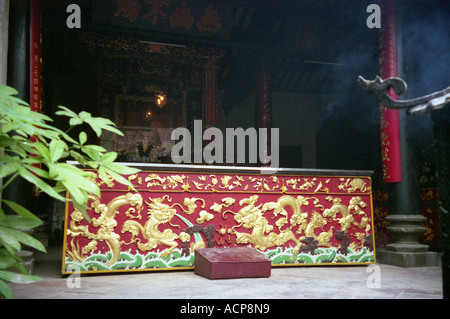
[194,247,271,280]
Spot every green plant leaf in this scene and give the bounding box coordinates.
[0,155,20,164]
[97,166,110,185]
[82,144,107,153]
[24,164,51,179]
[7,141,28,158]
[0,254,17,269]
[0,243,17,259]
[49,139,66,163]
[17,167,66,202]
[0,217,43,230]
[0,123,15,134]
[69,150,86,164]
[0,251,27,275]
[0,226,46,253]
[78,111,91,120]
[0,279,14,299]
[0,162,20,179]
[0,84,30,109]
[50,163,99,195]
[60,131,78,145]
[81,145,102,161]
[102,166,134,189]
[0,85,18,96]
[1,199,42,221]
[0,270,42,284]
[101,151,118,163]
[20,155,43,165]
[82,115,124,137]
[0,207,7,220]
[79,131,87,145]
[33,142,51,162]
[0,135,16,147]
[0,227,21,252]
[0,101,51,124]
[55,105,78,118]
[72,200,92,223]
[62,181,87,206]
[69,117,83,126]
[103,162,141,175]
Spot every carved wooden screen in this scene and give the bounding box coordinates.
[62,166,375,274]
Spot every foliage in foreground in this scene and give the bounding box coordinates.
[0,84,140,298]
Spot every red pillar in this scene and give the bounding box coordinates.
[379,0,402,182]
[30,0,41,114]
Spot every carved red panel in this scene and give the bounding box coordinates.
[62,166,375,274]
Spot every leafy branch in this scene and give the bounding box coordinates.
[0,84,140,298]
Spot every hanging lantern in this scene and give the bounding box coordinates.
[155,92,167,108]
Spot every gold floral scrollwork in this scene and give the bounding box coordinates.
[312,181,330,194]
[177,197,206,215]
[210,197,235,214]
[125,206,142,219]
[166,175,187,189]
[143,174,187,190]
[338,178,370,193]
[196,210,214,224]
[204,175,219,191]
[219,175,232,189]
[128,174,143,188]
[66,209,97,262]
[87,171,115,188]
[247,176,279,192]
[144,173,166,187]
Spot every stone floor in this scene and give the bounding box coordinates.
[8,245,443,300]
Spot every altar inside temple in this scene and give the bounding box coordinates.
[6,0,441,275]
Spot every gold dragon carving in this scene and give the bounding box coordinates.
[67,193,143,266]
[323,195,371,251]
[323,196,369,233]
[302,212,334,248]
[223,194,370,252]
[121,196,207,259]
[225,195,310,252]
[67,188,372,265]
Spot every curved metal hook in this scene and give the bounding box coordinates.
[358,75,450,114]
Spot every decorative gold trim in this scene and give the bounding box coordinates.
[100,170,373,196]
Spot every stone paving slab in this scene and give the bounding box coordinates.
[8,247,443,299]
